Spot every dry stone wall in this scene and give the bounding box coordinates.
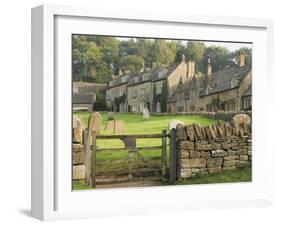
[72,116,86,180]
[152,111,252,122]
[176,120,252,179]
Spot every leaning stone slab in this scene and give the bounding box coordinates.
[176,124,187,140]
[193,124,202,141]
[186,124,195,141]
[204,126,212,140]
[207,157,223,168]
[208,125,217,139]
[181,158,206,168]
[211,150,227,157]
[217,121,226,136]
[72,165,85,180]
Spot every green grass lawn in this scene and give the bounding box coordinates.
[177,167,251,185]
[72,167,252,190]
[75,112,218,148]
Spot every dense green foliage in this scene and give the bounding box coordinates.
[73,35,252,83]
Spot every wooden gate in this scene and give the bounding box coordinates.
[83,130,175,188]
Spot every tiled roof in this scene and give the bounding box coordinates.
[73,82,106,93]
[201,64,251,96]
[169,64,251,101]
[108,63,180,88]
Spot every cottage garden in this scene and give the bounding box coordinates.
[73,112,251,189]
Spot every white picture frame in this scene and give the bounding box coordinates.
[31,4,274,221]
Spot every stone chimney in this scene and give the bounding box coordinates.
[181,54,185,62]
[239,51,246,67]
[207,57,212,80]
[186,60,195,78]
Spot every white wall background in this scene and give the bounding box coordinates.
[0,0,280,225]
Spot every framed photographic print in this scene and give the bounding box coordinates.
[31,4,274,221]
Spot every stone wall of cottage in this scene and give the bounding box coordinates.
[176,120,252,179]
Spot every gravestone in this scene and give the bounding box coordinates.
[114,120,124,134]
[88,112,102,134]
[107,112,114,121]
[104,120,115,131]
[142,108,150,120]
[169,119,184,130]
[232,114,251,134]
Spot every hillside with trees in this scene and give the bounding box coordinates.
[72,35,252,83]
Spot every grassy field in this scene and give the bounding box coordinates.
[75,112,218,148]
[73,167,252,190]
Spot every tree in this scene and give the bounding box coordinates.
[151,40,175,66]
[72,35,102,82]
[119,55,144,73]
[184,41,206,63]
[198,46,231,73]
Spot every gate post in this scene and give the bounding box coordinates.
[161,130,167,181]
[90,131,97,188]
[84,129,91,185]
[169,128,177,184]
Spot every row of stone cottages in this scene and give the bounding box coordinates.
[105,51,252,113]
